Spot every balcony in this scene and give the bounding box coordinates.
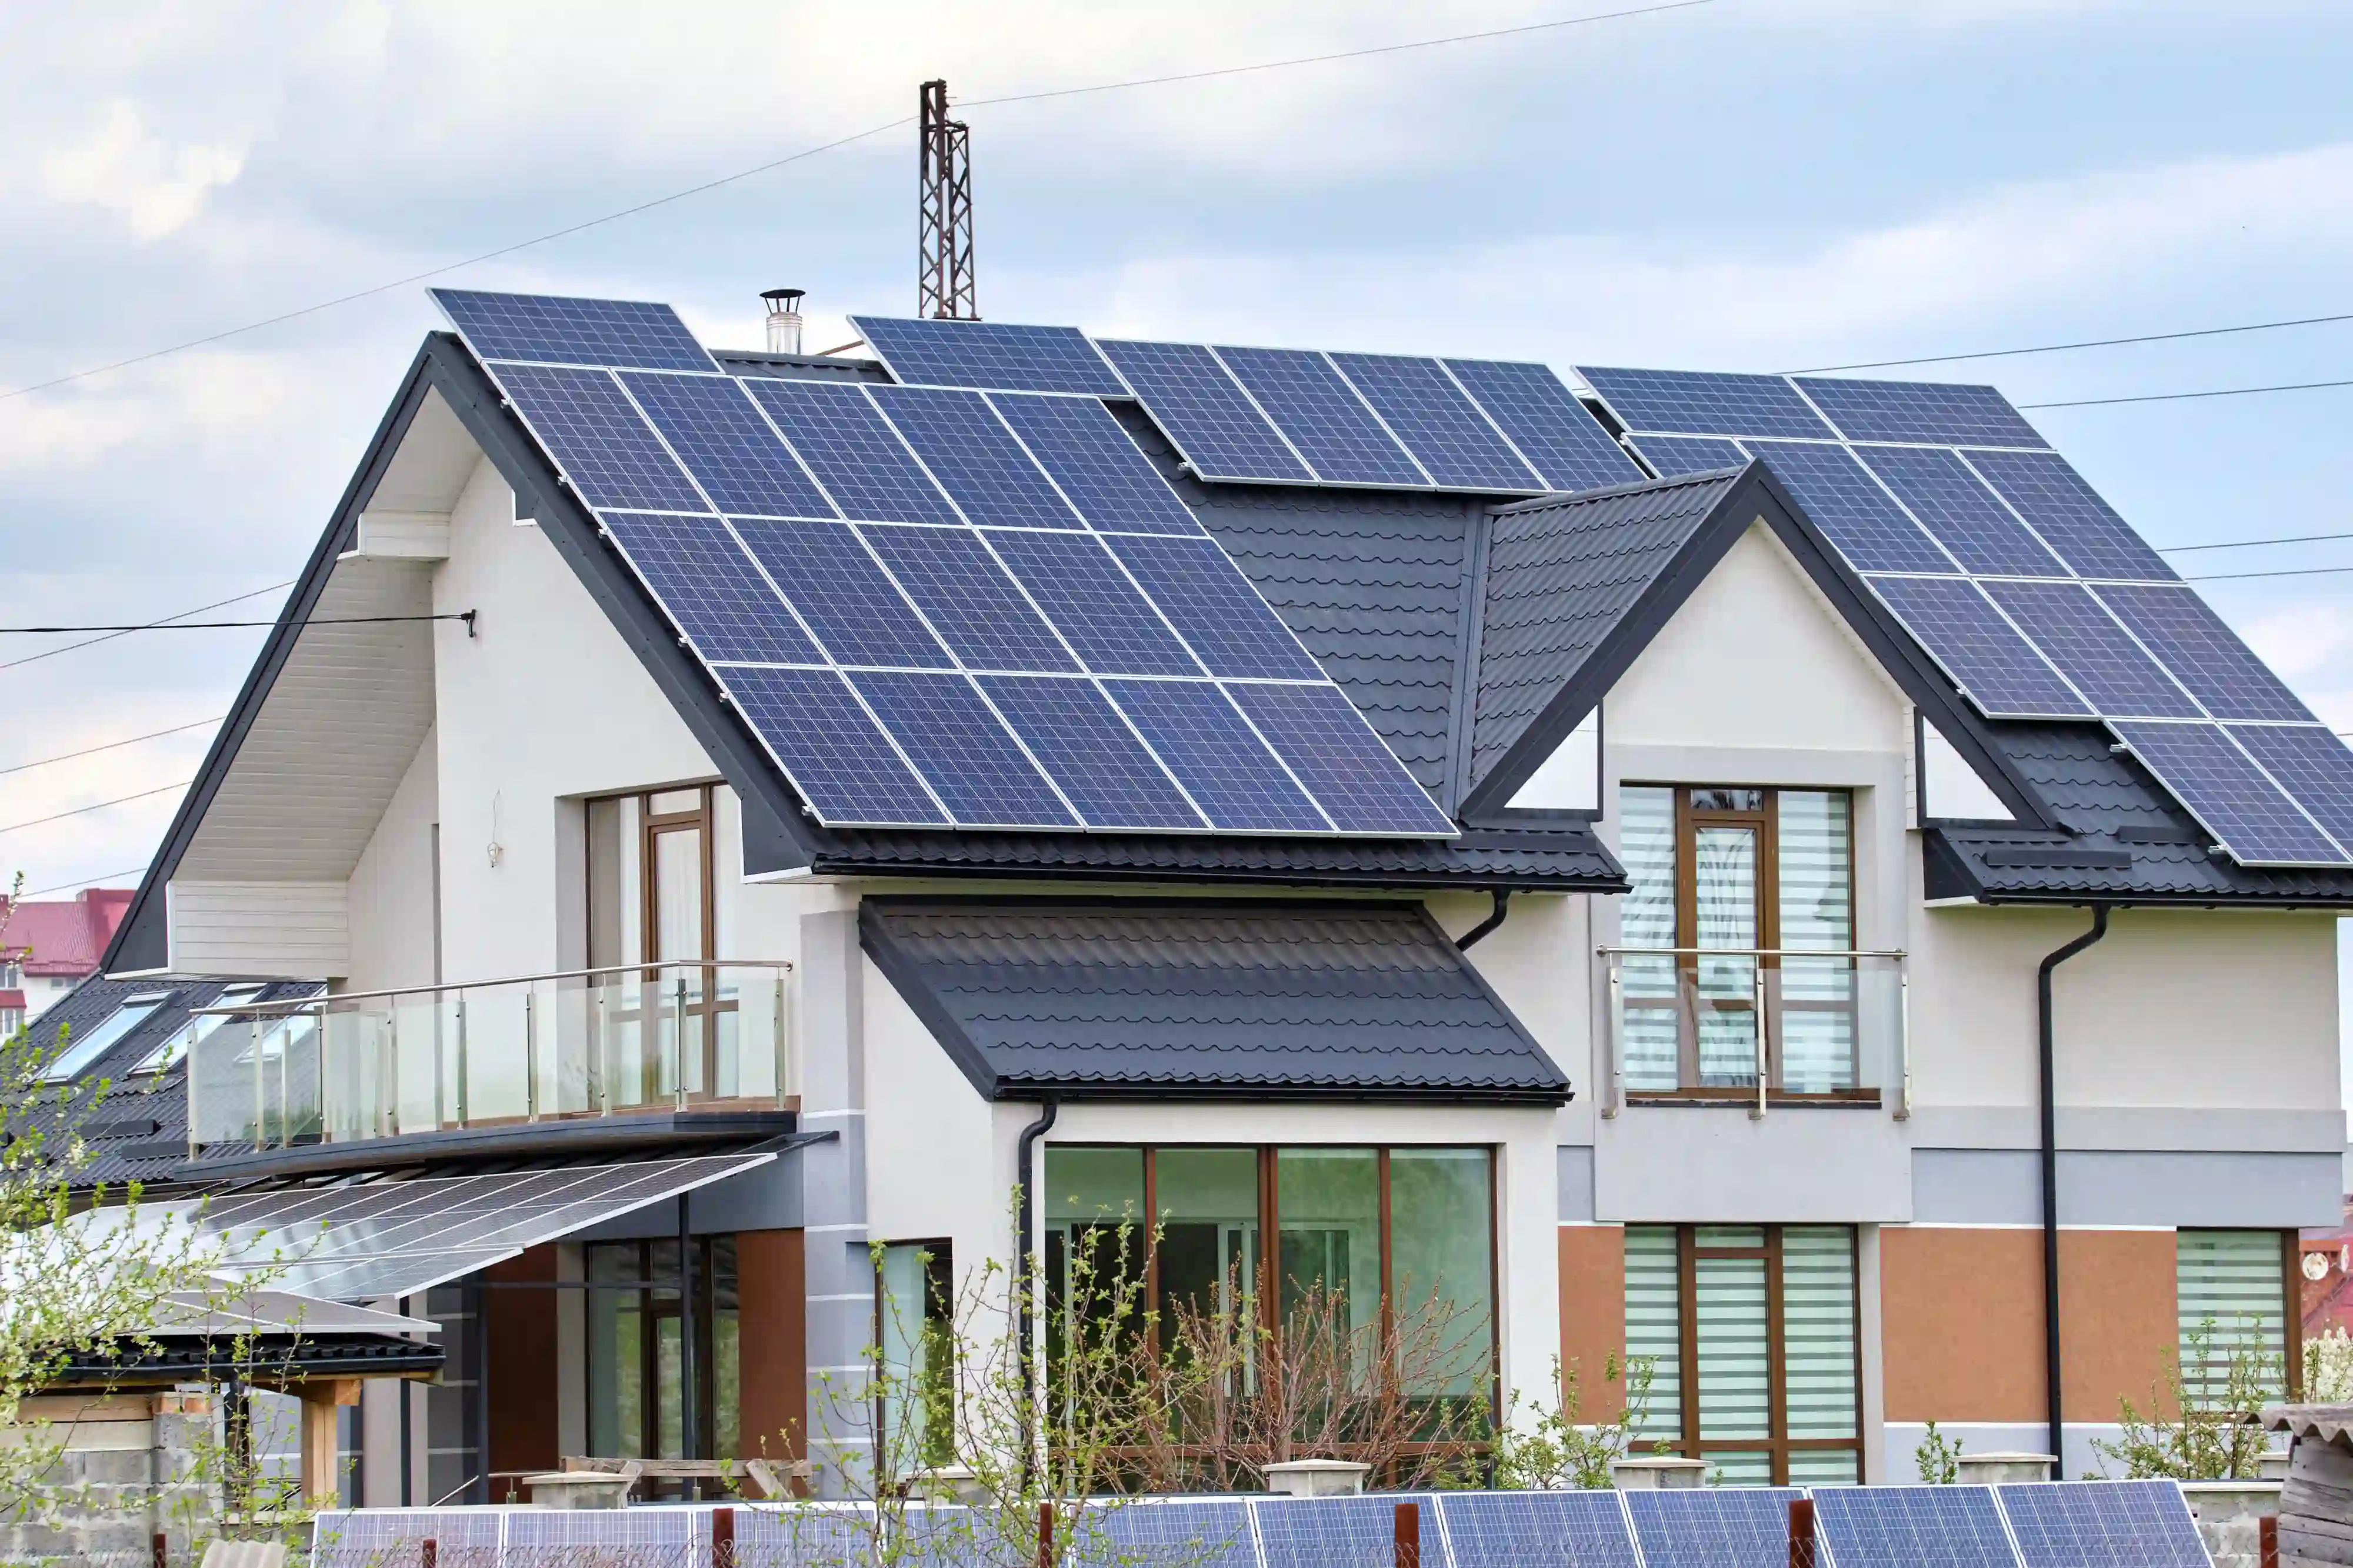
[1596,947,1907,1116]
[186,961,795,1159]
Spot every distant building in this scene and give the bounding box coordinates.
[0,888,134,1032]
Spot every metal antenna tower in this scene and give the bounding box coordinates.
[918,79,976,319]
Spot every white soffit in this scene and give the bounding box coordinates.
[1921,720,2015,822]
[1507,708,1601,812]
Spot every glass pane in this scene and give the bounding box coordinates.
[1705,1449,1775,1486]
[1624,1227,1683,1444]
[649,788,704,816]
[1276,1149,1381,1342]
[1388,1149,1494,1396]
[1044,1147,1145,1370]
[587,796,626,971]
[879,1241,948,1476]
[1694,1255,1770,1440]
[1788,1448,1861,1486]
[588,1243,645,1459]
[1619,786,1681,1092]
[1045,1147,1144,1222]
[1777,791,1852,949]
[2178,1230,2288,1403]
[1690,787,1764,813]
[1154,1147,1259,1323]
[656,1315,684,1459]
[1782,1227,1858,1439]
[1697,1226,1765,1250]
[653,827,705,963]
[1695,826,1758,1087]
[710,1236,739,1462]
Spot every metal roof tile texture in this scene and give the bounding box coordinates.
[861,900,1569,1099]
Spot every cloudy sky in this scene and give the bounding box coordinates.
[4,1,2351,998]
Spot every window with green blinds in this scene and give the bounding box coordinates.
[1621,1224,1860,1484]
[2177,1230,2291,1404]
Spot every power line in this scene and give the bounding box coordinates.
[0,1,1712,406]
[0,581,294,673]
[0,717,222,779]
[1787,311,2353,375]
[0,612,472,634]
[0,782,190,838]
[2157,531,2353,555]
[2180,563,2353,583]
[2018,378,2353,411]
[16,867,149,900]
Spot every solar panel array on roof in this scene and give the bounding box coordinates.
[1579,358,2353,868]
[439,289,1454,838]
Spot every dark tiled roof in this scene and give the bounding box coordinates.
[1469,469,1742,788]
[859,899,1569,1102]
[1928,722,2353,904]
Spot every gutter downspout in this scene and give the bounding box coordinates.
[2037,904,2109,1469]
[1455,889,1512,951]
[1014,1094,1060,1482]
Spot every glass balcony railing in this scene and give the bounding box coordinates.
[185,961,795,1157]
[1595,947,1908,1117]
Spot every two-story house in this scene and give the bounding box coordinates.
[96,291,2342,1504]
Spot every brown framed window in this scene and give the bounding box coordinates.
[2177,1229,2300,1403]
[585,1236,741,1463]
[1624,1223,1862,1485]
[584,785,739,1101]
[1618,784,1865,1100]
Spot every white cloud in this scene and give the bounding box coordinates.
[2242,603,2353,682]
[39,101,246,242]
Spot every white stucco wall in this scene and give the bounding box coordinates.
[344,727,439,993]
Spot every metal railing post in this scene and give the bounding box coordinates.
[674,973,689,1110]
[1602,959,1622,1119]
[454,993,469,1127]
[525,987,539,1122]
[1895,964,1912,1120]
[774,973,789,1108]
[1751,961,1768,1120]
[249,1019,265,1149]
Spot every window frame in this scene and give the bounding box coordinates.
[582,783,740,1103]
[2175,1227,2302,1404]
[36,991,175,1084]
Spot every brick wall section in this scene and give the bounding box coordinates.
[1556,1226,1628,1419]
[486,1244,560,1477]
[738,1228,807,1472]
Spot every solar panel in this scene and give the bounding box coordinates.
[1090,1499,1257,1568]
[978,675,1208,829]
[718,665,948,825]
[734,1503,874,1568]
[495,363,707,512]
[619,371,838,518]
[1438,1487,1640,1568]
[1794,376,2048,448]
[601,513,822,666]
[848,671,1076,827]
[2226,723,2353,852]
[1995,1480,2210,1568]
[433,288,716,372]
[986,392,1205,535]
[730,519,953,668]
[1624,1486,1809,1568]
[850,315,1129,396]
[1329,353,1544,491]
[1981,581,2201,718]
[856,525,1081,672]
[1217,346,1429,486]
[1103,534,1328,681]
[1809,1484,2020,1568]
[1257,1494,1438,1568]
[1097,339,1315,483]
[2097,583,2315,722]
[1963,449,2176,582]
[504,1506,697,1560]
[1226,681,1456,835]
[742,379,963,525]
[1864,576,2091,718]
[1580,366,1836,439]
[870,385,1086,530]
[313,1507,502,1568]
[1105,679,1329,831]
[1443,359,1647,492]
[1854,445,2065,576]
[2111,720,2348,866]
[1748,441,1955,573]
[1632,433,1750,477]
[985,532,1204,676]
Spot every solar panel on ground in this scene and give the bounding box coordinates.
[1995,1480,2211,1568]
[849,315,1130,397]
[1443,359,1648,492]
[620,371,838,518]
[717,665,948,825]
[1097,338,1316,483]
[495,363,708,512]
[734,1503,873,1568]
[1227,681,1461,835]
[1438,1488,1639,1568]
[2096,584,2315,722]
[2111,720,2349,866]
[742,378,964,525]
[2225,723,2353,852]
[1104,534,1328,681]
[1257,1495,1438,1568]
[846,670,1078,827]
[1794,376,2048,449]
[870,385,1086,530]
[1864,576,2092,718]
[978,675,1209,829]
[856,525,1082,672]
[1624,1486,1809,1568]
[1217,346,1430,487]
[601,513,823,666]
[1747,441,1955,574]
[730,519,954,668]
[985,392,1205,534]
[1981,581,2202,718]
[1853,445,2065,576]
[504,1505,697,1562]
[434,288,716,372]
[1631,433,1750,478]
[1090,1500,1257,1568]
[1809,1484,2021,1568]
[984,531,1204,676]
[1581,366,1836,439]
[1962,449,2177,582]
[1329,352,1544,491]
[1105,679,1331,831]
[313,1507,502,1568]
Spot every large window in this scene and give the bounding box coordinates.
[1618,785,1865,1099]
[1624,1224,1861,1485]
[2177,1230,2298,1403]
[585,1237,741,1462]
[876,1240,955,1477]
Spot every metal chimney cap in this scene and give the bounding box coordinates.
[761,288,806,307]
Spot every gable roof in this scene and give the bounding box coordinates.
[859,898,1569,1103]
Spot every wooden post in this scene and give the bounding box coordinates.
[2261,1513,2279,1568]
[1394,1501,1419,1568]
[1788,1496,1817,1568]
[298,1379,362,1504]
[421,1542,438,1568]
[1036,1501,1055,1568]
[151,1530,166,1568]
[714,1505,735,1568]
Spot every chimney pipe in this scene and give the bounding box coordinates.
[762,288,805,355]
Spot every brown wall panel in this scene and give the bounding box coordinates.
[486,1244,560,1479]
[738,1228,806,1470]
[1558,1226,1629,1419]
[2060,1229,2179,1422]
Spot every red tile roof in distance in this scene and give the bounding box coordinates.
[0,889,134,977]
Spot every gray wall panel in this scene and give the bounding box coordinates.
[1913,1147,2343,1227]
[1557,1145,1595,1224]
